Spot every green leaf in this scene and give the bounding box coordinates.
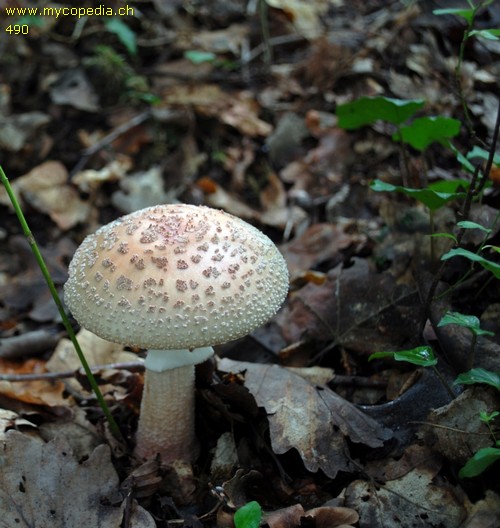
[430,232,458,244]
[480,410,499,423]
[104,18,137,55]
[393,116,461,151]
[369,346,437,367]
[459,447,500,478]
[456,220,492,234]
[454,369,500,390]
[438,311,495,337]
[184,50,217,64]
[467,146,500,166]
[370,179,468,211]
[449,143,476,173]
[336,96,425,129]
[234,501,262,528]
[17,15,46,27]
[441,248,500,279]
[469,29,500,40]
[433,8,475,24]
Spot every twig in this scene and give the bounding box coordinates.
[70,110,151,175]
[242,33,305,65]
[0,361,144,382]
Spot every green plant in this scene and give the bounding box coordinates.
[455,368,500,390]
[84,45,159,104]
[0,165,121,440]
[337,95,462,188]
[369,347,500,478]
[454,369,500,478]
[438,311,495,370]
[103,17,137,56]
[370,179,469,212]
[234,501,262,528]
[434,0,499,135]
[369,346,455,399]
[337,94,470,262]
[183,50,239,71]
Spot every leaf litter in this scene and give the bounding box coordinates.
[0,0,499,525]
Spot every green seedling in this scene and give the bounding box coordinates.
[441,248,500,279]
[336,96,424,129]
[370,347,500,477]
[370,179,469,212]
[184,50,217,64]
[184,50,238,71]
[433,1,492,24]
[369,346,455,398]
[84,45,159,104]
[434,0,499,133]
[234,501,262,528]
[339,96,466,260]
[468,28,500,39]
[454,367,500,478]
[438,311,494,370]
[430,219,491,245]
[15,14,45,27]
[434,0,498,36]
[369,346,437,367]
[455,368,500,390]
[104,18,137,56]
[393,116,461,151]
[337,96,462,188]
[459,445,500,478]
[0,165,121,440]
[371,178,471,260]
[467,146,500,165]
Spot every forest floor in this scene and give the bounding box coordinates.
[0,0,500,526]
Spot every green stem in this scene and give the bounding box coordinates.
[397,124,411,188]
[0,165,122,440]
[429,208,435,262]
[455,6,477,137]
[468,332,477,371]
[431,365,456,400]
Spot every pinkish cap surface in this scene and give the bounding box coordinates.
[64,204,289,349]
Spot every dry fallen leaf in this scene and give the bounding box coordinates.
[266,503,359,528]
[0,358,68,408]
[420,387,499,466]
[218,358,392,478]
[47,328,138,391]
[345,445,467,528]
[0,111,50,152]
[110,165,177,213]
[280,258,423,353]
[49,68,99,112]
[190,24,249,55]
[11,161,91,230]
[280,223,357,280]
[266,0,332,39]
[0,431,154,527]
[161,84,272,137]
[72,155,132,193]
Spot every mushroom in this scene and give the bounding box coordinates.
[64,204,289,463]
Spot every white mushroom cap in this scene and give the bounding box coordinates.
[64,204,289,349]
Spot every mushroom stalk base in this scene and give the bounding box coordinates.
[135,364,196,463]
[134,347,214,464]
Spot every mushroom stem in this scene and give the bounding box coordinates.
[134,347,213,463]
